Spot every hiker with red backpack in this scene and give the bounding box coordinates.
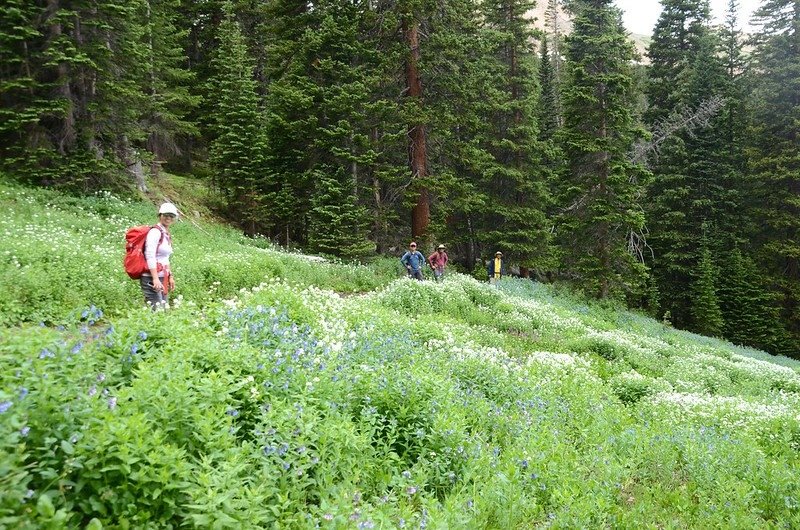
[124,203,177,309]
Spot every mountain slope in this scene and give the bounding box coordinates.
[1,182,799,528]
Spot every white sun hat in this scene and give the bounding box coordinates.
[159,202,178,217]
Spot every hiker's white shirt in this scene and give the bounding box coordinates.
[144,224,173,271]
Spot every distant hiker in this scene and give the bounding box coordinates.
[141,203,177,309]
[488,251,504,285]
[428,244,449,282]
[400,241,426,281]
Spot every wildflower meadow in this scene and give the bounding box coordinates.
[1,182,799,528]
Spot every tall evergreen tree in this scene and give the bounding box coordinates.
[643,1,744,329]
[747,0,800,354]
[718,249,789,353]
[137,0,199,178]
[474,0,553,274]
[1,0,150,188]
[537,37,561,142]
[0,1,52,176]
[645,0,711,124]
[207,2,270,234]
[559,0,648,298]
[690,229,724,336]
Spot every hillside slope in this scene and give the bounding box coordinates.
[1,183,799,528]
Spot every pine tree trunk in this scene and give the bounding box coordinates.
[404,18,430,239]
[46,0,75,154]
[599,106,610,299]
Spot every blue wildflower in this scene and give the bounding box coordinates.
[71,342,83,354]
[107,397,117,410]
[20,426,30,437]
[138,331,147,340]
[277,443,289,456]
[226,409,239,417]
[130,343,138,356]
[19,387,28,399]
[0,401,12,413]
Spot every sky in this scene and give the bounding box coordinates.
[616,0,763,35]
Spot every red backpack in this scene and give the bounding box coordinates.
[123,225,165,279]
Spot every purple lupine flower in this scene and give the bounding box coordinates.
[108,397,117,410]
[88,386,97,397]
[97,373,106,382]
[20,426,30,437]
[71,342,83,354]
[0,401,12,413]
[406,486,417,495]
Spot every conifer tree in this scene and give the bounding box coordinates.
[559,0,647,298]
[644,2,741,328]
[308,167,374,258]
[690,230,724,336]
[0,1,50,177]
[1,0,148,187]
[645,0,711,124]
[747,0,800,354]
[207,2,270,234]
[473,0,553,274]
[718,249,789,353]
[138,0,199,175]
[537,37,561,142]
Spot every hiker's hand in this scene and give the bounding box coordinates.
[152,278,164,293]
[168,276,175,291]
[406,266,411,271]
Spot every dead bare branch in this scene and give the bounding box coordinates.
[631,96,726,167]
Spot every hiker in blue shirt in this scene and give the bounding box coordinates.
[400,241,426,281]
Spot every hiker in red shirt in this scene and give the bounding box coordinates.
[428,244,449,282]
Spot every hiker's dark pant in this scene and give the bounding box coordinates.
[140,273,168,309]
[409,269,424,281]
